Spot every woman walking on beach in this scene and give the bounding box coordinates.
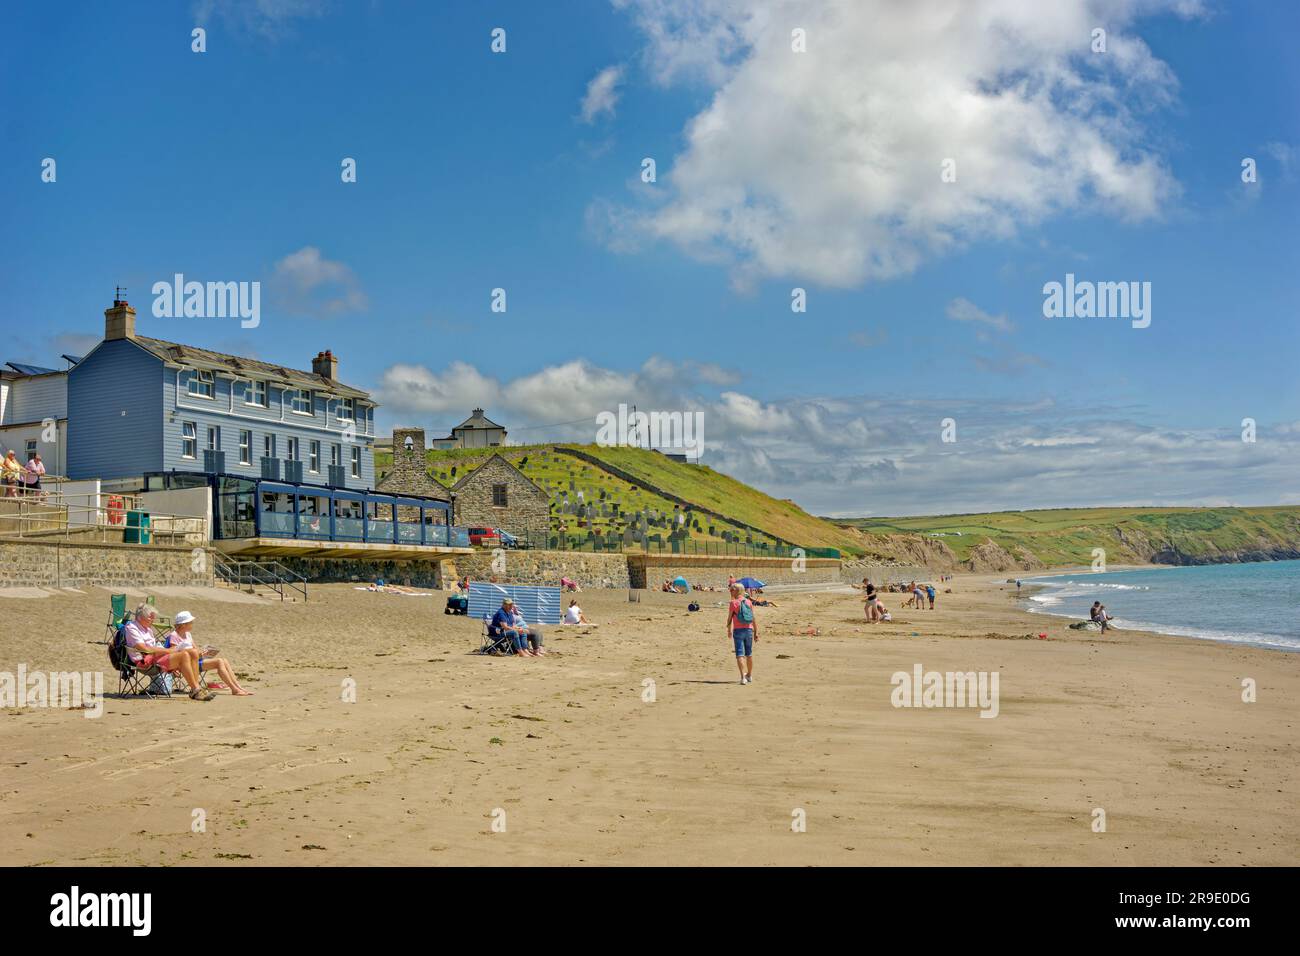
[727,582,758,684]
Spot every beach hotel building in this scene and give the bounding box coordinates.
[0,358,75,475]
[66,297,463,558]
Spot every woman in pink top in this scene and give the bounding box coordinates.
[122,605,214,701]
[23,453,45,495]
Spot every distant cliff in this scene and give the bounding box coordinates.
[837,506,1300,572]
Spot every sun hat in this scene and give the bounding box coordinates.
[174,610,196,625]
[502,597,514,606]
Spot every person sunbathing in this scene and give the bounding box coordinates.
[563,600,591,625]
[163,611,252,695]
[122,605,214,701]
[749,597,779,607]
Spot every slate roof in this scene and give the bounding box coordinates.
[131,335,371,400]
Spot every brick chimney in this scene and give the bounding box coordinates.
[312,349,339,379]
[105,297,136,340]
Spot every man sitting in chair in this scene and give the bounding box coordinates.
[123,604,214,701]
[490,598,545,657]
[163,611,253,696]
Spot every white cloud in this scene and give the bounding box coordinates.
[603,0,1196,288]
[579,65,626,123]
[193,0,328,38]
[374,355,1298,515]
[269,246,368,316]
[946,297,1013,333]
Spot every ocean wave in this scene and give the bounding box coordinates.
[1022,603,1300,652]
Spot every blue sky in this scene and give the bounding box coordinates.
[3,0,1298,515]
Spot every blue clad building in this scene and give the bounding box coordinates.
[69,298,377,489]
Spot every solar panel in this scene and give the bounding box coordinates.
[5,362,59,376]
[468,582,562,625]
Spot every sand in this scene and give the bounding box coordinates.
[1,575,1296,866]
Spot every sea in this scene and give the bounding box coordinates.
[1020,559,1300,652]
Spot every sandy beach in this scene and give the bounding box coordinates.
[1,575,1296,866]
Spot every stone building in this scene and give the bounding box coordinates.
[451,453,549,536]
[376,427,451,521]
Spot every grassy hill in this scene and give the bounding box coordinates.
[375,443,864,554]
[841,506,1300,569]
[374,441,1300,568]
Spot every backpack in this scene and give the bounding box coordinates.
[734,598,754,625]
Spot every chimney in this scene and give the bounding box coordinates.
[312,349,339,379]
[105,298,136,340]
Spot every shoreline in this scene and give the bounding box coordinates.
[1014,562,1300,654]
[1,573,1297,866]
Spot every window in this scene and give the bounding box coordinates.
[245,380,267,407]
[338,397,355,422]
[309,440,320,473]
[25,439,37,458]
[264,434,276,459]
[291,389,314,415]
[286,436,300,461]
[350,446,361,478]
[239,430,252,465]
[206,426,220,451]
[181,422,197,459]
[492,483,508,507]
[187,369,215,398]
[331,444,341,467]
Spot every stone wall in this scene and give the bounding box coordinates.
[451,550,630,589]
[273,549,632,590]
[275,556,450,590]
[452,455,549,536]
[0,539,214,589]
[626,554,841,589]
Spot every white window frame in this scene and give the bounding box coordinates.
[291,389,314,416]
[264,434,276,459]
[309,440,320,473]
[181,422,197,459]
[331,444,341,468]
[350,446,361,478]
[245,380,267,407]
[25,439,37,458]
[239,430,252,465]
[206,426,220,451]
[286,436,300,462]
[337,397,355,423]
[188,369,215,399]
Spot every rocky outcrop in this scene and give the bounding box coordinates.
[964,539,1020,572]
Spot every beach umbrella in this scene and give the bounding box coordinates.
[736,576,765,590]
[673,576,689,589]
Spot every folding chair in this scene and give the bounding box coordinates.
[477,616,515,656]
[104,593,128,645]
[107,620,174,699]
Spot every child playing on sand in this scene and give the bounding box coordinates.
[925,584,936,609]
[726,583,758,684]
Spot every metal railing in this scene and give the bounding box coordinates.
[0,496,206,546]
[214,559,308,602]
[506,529,837,559]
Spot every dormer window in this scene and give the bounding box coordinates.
[337,397,355,423]
[291,389,314,415]
[245,380,267,407]
[187,369,215,398]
